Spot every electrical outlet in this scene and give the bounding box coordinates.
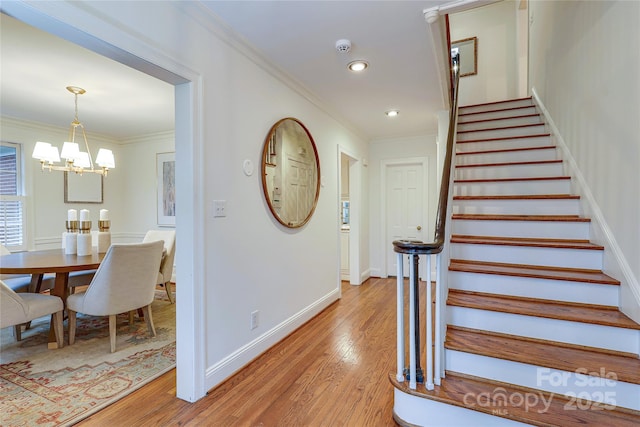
[250,310,259,330]
[213,200,227,218]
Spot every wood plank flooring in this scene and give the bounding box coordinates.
[77,278,401,427]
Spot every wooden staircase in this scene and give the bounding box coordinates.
[392,98,640,426]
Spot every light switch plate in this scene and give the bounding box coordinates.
[213,200,227,217]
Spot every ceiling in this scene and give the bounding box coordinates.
[1,1,457,142]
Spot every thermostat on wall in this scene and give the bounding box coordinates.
[243,159,254,176]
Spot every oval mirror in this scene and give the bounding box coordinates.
[261,118,320,228]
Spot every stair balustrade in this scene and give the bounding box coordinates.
[393,56,460,391]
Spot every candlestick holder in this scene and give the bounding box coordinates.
[98,220,111,253]
[77,221,93,256]
[63,220,79,255]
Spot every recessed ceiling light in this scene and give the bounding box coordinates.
[385,110,399,117]
[347,60,369,72]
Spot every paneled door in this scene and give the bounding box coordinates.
[385,161,427,278]
[284,157,314,226]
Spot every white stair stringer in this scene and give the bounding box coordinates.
[445,350,640,411]
[447,305,640,355]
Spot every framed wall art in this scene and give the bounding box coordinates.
[156,152,176,227]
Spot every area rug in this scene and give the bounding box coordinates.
[0,290,175,426]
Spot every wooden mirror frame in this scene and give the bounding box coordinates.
[261,118,321,228]
[451,37,478,77]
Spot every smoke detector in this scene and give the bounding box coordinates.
[335,39,351,54]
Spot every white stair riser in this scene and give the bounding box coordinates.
[456,148,558,165]
[450,243,603,270]
[456,136,552,153]
[452,219,590,240]
[458,115,543,132]
[447,307,640,354]
[448,271,619,306]
[394,389,529,427]
[459,99,534,115]
[458,106,538,123]
[446,351,640,411]
[454,179,571,196]
[453,198,581,216]
[457,125,547,142]
[455,163,564,180]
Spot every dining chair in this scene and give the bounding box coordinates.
[142,230,176,303]
[0,280,64,347]
[66,240,164,353]
[1,244,54,293]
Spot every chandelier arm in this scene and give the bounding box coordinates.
[79,124,95,171]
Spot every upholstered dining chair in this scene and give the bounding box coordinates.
[66,241,164,353]
[142,230,176,303]
[0,244,54,293]
[0,280,64,347]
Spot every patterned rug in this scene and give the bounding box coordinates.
[0,290,175,426]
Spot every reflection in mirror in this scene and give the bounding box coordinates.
[451,37,477,77]
[261,118,320,228]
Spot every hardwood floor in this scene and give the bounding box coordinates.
[77,278,401,426]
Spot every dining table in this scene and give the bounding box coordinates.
[0,248,105,348]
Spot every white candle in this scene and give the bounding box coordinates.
[99,209,109,221]
[80,209,90,222]
[68,209,78,221]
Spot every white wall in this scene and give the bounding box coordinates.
[2,1,370,400]
[0,117,126,249]
[450,0,519,106]
[118,132,175,239]
[528,0,640,321]
[368,134,438,278]
[0,117,175,248]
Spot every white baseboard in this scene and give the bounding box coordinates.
[204,287,340,391]
[532,88,640,326]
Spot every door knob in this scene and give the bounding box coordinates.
[417,226,422,231]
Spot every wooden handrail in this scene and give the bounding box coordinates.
[393,58,460,256]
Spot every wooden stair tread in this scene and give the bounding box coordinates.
[457,144,555,155]
[456,159,563,168]
[454,194,579,200]
[447,289,640,330]
[459,97,533,111]
[456,133,555,145]
[446,326,640,384]
[455,176,570,183]
[390,371,640,427]
[451,235,604,250]
[457,123,545,134]
[458,104,535,118]
[452,214,590,222]
[458,113,541,126]
[449,259,619,285]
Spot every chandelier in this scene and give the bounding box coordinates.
[32,86,115,176]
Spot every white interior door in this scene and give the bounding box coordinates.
[284,157,313,226]
[386,162,427,277]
